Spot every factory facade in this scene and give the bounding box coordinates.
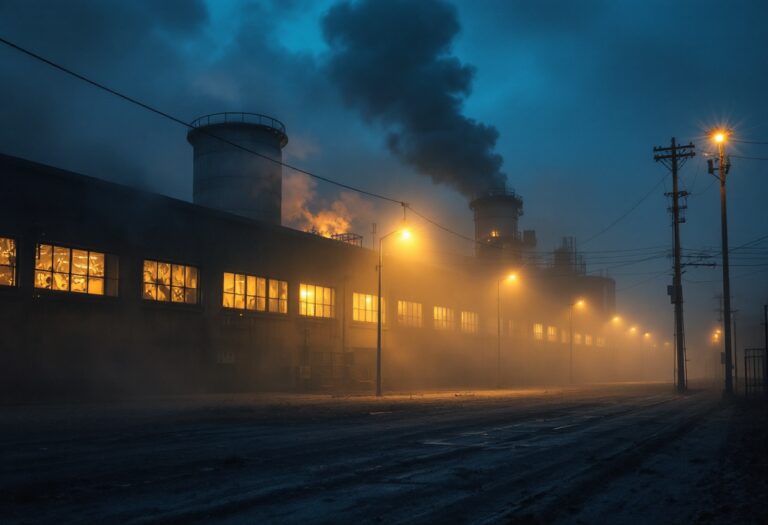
[0,114,616,398]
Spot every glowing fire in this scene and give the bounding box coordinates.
[282,173,371,237]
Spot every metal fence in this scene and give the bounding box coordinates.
[744,348,766,397]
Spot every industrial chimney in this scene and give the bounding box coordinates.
[187,112,288,225]
[469,189,536,260]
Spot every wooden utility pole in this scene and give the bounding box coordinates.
[654,138,695,393]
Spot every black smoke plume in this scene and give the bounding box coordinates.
[322,0,506,198]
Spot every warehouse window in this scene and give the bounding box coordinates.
[222,272,287,313]
[35,244,117,296]
[533,323,544,340]
[0,237,16,286]
[397,300,422,327]
[574,332,582,345]
[143,260,198,304]
[353,292,384,323]
[299,283,334,318]
[596,336,606,347]
[433,306,454,330]
[547,326,557,342]
[460,311,478,334]
[585,334,593,346]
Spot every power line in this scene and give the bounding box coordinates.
[579,173,669,246]
[732,139,768,145]
[0,35,406,207]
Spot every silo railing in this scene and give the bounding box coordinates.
[189,112,287,136]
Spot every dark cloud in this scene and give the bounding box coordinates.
[322,0,505,198]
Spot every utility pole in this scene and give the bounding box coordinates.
[708,132,734,395]
[654,137,695,393]
[764,304,767,396]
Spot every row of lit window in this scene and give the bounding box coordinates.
[532,323,605,346]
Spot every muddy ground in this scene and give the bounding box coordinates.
[1,383,766,524]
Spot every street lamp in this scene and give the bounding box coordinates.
[376,226,413,397]
[710,127,734,394]
[496,272,518,388]
[568,298,586,385]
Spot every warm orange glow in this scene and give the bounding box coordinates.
[507,273,518,282]
[629,326,637,334]
[711,130,727,144]
[643,332,651,338]
[400,228,413,241]
[575,299,585,308]
[612,315,621,323]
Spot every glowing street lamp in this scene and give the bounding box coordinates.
[568,298,586,384]
[709,127,735,394]
[496,271,520,388]
[376,225,414,397]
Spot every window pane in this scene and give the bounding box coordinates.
[223,292,234,308]
[144,260,157,284]
[234,273,246,295]
[88,277,104,295]
[172,265,185,287]
[278,298,287,314]
[157,284,170,301]
[53,272,69,291]
[36,244,53,271]
[246,296,256,310]
[53,246,70,274]
[185,288,198,304]
[157,263,171,285]
[0,267,13,286]
[223,272,234,293]
[186,266,198,288]
[0,237,14,266]
[89,252,105,277]
[247,275,256,296]
[258,297,266,311]
[269,279,278,299]
[234,294,245,309]
[257,277,266,298]
[71,274,87,293]
[143,283,157,300]
[171,286,185,303]
[71,250,88,276]
[35,270,52,289]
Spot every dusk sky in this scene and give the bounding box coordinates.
[1,0,767,349]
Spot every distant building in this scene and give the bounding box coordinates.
[0,114,615,398]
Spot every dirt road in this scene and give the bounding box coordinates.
[1,384,763,524]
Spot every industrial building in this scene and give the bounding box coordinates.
[0,113,616,398]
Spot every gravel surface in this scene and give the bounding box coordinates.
[1,383,765,524]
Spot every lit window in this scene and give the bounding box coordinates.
[596,336,605,347]
[460,311,479,334]
[222,272,287,313]
[547,326,557,342]
[585,334,593,346]
[143,260,198,304]
[299,283,335,318]
[0,237,16,286]
[35,243,117,296]
[353,292,384,323]
[533,323,544,340]
[397,300,422,327]
[574,332,582,345]
[433,306,454,330]
[490,229,500,238]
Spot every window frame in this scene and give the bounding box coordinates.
[460,310,479,334]
[33,242,118,297]
[433,305,455,331]
[222,271,288,315]
[0,236,17,288]
[299,283,335,319]
[142,258,200,306]
[397,299,423,328]
[352,292,385,324]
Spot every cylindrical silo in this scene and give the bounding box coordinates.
[187,113,288,225]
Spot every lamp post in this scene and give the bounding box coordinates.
[496,273,518,388]
[569,299,585,385]
[711,129,734,395]
[376,227,412,397]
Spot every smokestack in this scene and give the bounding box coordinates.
[470,190,535,260]
[187,112,288,225]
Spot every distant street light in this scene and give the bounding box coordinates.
[376,226,413,397]
[569,298,586,384]
[496,272,519,388]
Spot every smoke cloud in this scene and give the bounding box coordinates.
[322,0,506,199]
[283,172,373,237]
